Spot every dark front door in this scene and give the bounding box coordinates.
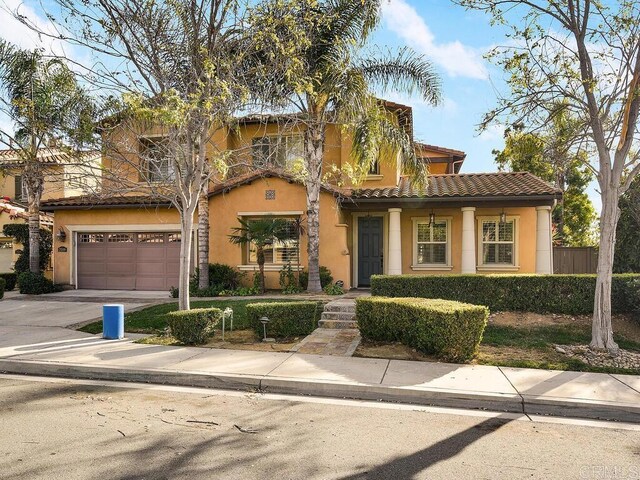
[358,216,383,287]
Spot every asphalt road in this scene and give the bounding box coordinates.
[1,375,639,480]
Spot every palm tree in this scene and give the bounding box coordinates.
[0,41,95,274]
[228,217,291,293]
[250,0,441,292]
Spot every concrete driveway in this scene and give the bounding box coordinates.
[0,290,169,352]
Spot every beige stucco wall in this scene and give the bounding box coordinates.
[398,206,538,276]
[209,177,351,290]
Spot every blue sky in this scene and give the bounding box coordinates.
[0,0,601,210]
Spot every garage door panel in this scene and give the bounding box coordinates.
[106,276,136,290]
[137,247,167,261]
[78,275,107,289]
[77,231,181,291]
[137,263,166,275]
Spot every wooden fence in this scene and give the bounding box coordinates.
[553,247,598,274]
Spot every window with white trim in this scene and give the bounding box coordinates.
[139,136,178,182]
[480,219,515,265]
[414,219,449,265]
[247,219,299,265]
[252,135,303,170]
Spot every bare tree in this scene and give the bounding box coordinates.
[457,0,640,352]
[14,0,259,309]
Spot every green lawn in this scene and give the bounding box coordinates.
[79,299,297,334]
[476,323,640,374]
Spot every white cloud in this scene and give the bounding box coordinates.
[0,0,73,57]
[478,123,504,142]
[381,0,488,80]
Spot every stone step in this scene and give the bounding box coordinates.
[323,301,356,313]
[318,319,358,329]
[320,311,356,321]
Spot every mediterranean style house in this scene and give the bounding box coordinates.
[40,102,561,291]
[0,147,99,273]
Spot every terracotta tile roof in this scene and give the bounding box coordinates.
[41,195,172,210]
[0,198,54,224]
[415,142,466,158]
[0,148,100,166]
[209,169,347,197]
[350,172,560,199]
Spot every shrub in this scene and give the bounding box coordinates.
[299,266,333,289]
[323,283,345,295]
[357,297,489,362]
[370,274,640,315]
[279,263,302,294]
[167,307,222,345]
[246,301,323,337]
[0,277,5,299]
[219,286,260,296]
[17,271,59,295]
[0,272,17,291]
[2,224,52,273]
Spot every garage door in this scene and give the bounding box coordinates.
[77,232,181,290]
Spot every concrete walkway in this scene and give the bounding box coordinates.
[0,333,638,423]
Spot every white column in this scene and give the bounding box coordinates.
[536,206,553,274]
[461,207,476,274]
[388,208,402,275]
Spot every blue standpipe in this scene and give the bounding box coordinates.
[103,304,124,339]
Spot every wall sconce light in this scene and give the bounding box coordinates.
[56,228,67,242]
[428,210,436,226]
[499,209,507,226]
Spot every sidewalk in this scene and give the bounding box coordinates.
[0,333,638,423]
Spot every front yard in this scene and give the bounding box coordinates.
[355,311,640,375]
[79,298,310,351]
[80,299,640,375]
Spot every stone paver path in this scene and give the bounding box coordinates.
[293,328,361,356]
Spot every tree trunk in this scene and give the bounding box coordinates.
[257,246,266,293]
[27,199,41,274]
[304,122,324,293]
[25,171,43,274]
[178,212,195,311]
[197,190,210,290]
[591,187,620,353]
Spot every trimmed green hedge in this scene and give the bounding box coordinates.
[370,274,640,315]
[17,272,60,295]
[246,301,323,338]
[0,278,5,299]
[0,273,17,291]
[357,297,489,362]
[167,307,222,345]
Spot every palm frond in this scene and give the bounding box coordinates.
[351,102,428,188]
[358,47,441,105]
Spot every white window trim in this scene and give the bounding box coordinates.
[252,134,304,170]
[476,216,520,270]
[411,216,453,270]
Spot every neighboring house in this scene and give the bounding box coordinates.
[0,147,100,274]
[41,101,561,291]
[0,198,54,273]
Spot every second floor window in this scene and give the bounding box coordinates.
[14,175,27,202]
[252,135,303,170]
[368,160,380,175]
[139,137,177,183]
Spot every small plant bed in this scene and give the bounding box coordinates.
[137,328,303,353]
[78,299,301,335]
[356,311,640,375]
